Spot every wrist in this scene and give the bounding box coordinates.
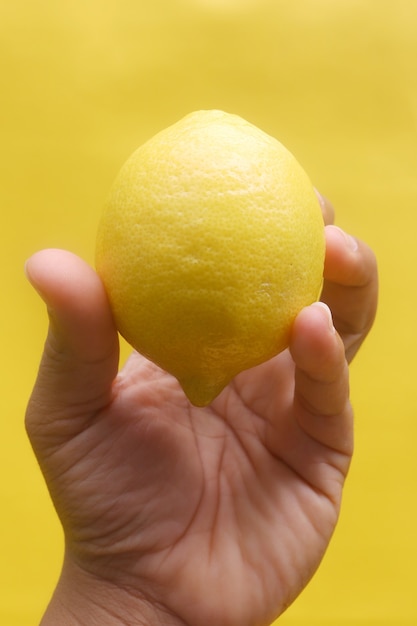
[40,556,185,626]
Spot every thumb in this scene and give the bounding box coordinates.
[25,249,119,447]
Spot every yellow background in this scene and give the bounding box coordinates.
[1,0,416,623]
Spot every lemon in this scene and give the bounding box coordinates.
[96,110,325,406]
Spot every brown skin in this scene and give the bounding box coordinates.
[25,195,377,626]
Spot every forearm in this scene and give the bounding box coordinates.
[40,557,185,626]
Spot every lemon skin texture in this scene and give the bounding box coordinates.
[96,110,325,407]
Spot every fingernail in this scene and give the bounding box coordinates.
[314,189,326,210]
[24,259,35,287]
[24,258,47,302]
[332,225,358,252]
[312,301,336,334]
[24,259,37,290]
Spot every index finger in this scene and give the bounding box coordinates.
[290,302,353,461]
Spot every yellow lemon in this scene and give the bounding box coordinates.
[96,110,325,406]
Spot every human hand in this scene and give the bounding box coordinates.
[25,197,377,626]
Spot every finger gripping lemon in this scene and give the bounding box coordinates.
[96,110,325,406]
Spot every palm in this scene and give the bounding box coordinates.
[44,349,349,626]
